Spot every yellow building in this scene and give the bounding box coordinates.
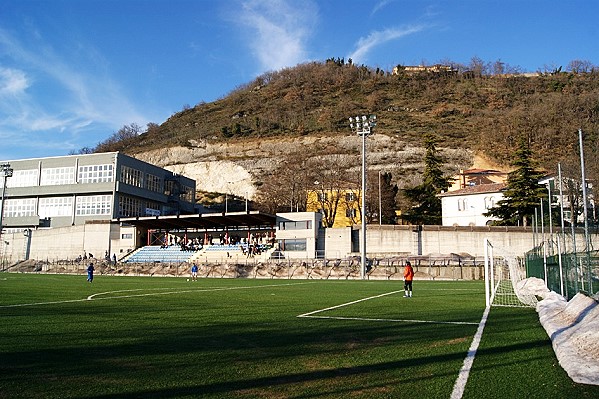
[305,187,361,228]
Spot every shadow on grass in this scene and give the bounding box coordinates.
[0,312,552,399]
[70,341,551,399]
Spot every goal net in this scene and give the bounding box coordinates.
[484,238,538,308]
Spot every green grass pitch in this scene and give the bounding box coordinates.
[1,274,598,398]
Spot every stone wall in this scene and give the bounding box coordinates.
[6,257,484,281]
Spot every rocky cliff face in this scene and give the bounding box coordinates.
[134,133,479,199]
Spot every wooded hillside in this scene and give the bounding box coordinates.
[106,60,599,182]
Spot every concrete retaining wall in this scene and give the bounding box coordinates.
[2,222,596,269]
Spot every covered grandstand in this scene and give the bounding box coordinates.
[114,210,278,263]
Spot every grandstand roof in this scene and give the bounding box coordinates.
[114,211,276,231]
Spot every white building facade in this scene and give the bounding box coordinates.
[275,212,323,259]
[439,183,505,227]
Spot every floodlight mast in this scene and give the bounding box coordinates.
[349,115,376,279]
[0,163,14,240]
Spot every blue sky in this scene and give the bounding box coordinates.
[1,0,597,161]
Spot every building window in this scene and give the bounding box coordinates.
[7,169,39,188]
[40,167,75,186]
[118,196,144,217]
[345,192,357,201]
[120,166,143,188]
[318,192,327,202]
[39,197,73,218]
[458,198,468,212]
[278,220,312,230]
[484,196,496,209]
[75,195,112,216]
[3,198,36,217]
[346,208,357,218]
[121,233,133,239]
[164,180,175,195]
[78,164,114,183]
[145,173,162,192]
[181,185,194,202]
[278,238,307,251]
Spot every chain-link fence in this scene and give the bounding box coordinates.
[525,242,599,300]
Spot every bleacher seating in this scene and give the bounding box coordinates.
[203,244,245,252]
[124,246,196,263]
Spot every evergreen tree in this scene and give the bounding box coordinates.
[402,133,453,225]
[484,136,546,226]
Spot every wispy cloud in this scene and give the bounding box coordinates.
[371,0,394,16]
[238,0,318,71]
[0,27,149,157]
[348,25,425,64]
[0,67,29,96]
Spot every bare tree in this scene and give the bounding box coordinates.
[365,171,398,224]
[255,153,314,214]
[469,56,488,77]
[567,59,595,74]
[95,123,143,152]
[306,153,356,227]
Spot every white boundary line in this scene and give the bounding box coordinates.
[301,315,478,325]
[297,290,478,326]
[3,280,487,396]
[297,290,402,317]
[299,289,488,397]
[0,282,310,308]
[450,306,490,399]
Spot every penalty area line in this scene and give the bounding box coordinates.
[297,290,402,318]
[297,290,479,326]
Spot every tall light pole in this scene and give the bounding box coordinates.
[378,170,382,225]
[0,163,14,248]
[349,115,376,279]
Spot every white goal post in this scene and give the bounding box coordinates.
[484,238,538,308]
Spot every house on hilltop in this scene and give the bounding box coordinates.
[439,168,509,227]
[392,64,457,75]
[439,182,506,227]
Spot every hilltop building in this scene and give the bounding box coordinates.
[439,183,506,227]
[392,64,457,75]
[448,168,508,191]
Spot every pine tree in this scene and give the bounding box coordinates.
[402,133,453,225]
[484,136,546,226]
